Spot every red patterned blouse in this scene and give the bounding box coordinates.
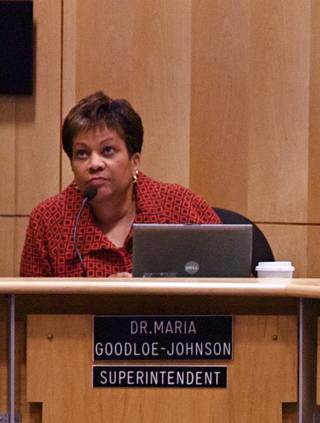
[20,173,221,277]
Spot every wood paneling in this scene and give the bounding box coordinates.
[257,223,308,278]
[27,314,296,423]
[308,0,320,223]
[61,0,77,190]
[0,217,15,276]
[190,0,250,211]
[72,0,191,187]
[0,0,62,277]
[0,217,28,277]
[190,0,311,224]
[0,320,41,423]
[247,0,310,223]
[0,99,16,215]
[0,0,62,215]
[15,1,62,214]
[306,226,320,278]
[16,217,30,276]
[129,0,191,187]
[258,224,320,278]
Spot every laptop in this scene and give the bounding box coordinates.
[132,223,252,277]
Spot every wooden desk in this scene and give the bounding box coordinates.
[0,278,320,423]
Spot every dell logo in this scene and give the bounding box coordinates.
[185,261,200,275]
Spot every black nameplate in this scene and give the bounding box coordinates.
[93,315,232,361]
[93,365,227,388]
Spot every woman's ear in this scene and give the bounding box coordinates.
[132,152,141,171]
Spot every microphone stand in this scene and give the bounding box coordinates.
[73,186,98,277]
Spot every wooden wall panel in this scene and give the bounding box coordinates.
[70,0,191,188]
[257,223,308,278]
[0,218,15,276]
[247,0,310,223]
[0,217,28,277]
[190,0,310,224]
[190,0,250,211]
[16,217,30,276]
[308,0,320,223]
[75,0,136,100]
[0,320,41,423]
[256,222,320,278]
[61,0,77,190]
[129,0,191,187]
[0,99,16,215]
[0,0,63,277]
[306,226,320,278]
[27,314,297,423]
[15,1,62,214]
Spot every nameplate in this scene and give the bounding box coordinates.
[93,315,232,361]
[93,365,228,388]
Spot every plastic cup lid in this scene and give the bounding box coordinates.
[255,261,295,271]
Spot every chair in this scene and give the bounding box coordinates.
[213,207,275,277]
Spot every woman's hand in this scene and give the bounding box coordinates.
[108,272,132,278]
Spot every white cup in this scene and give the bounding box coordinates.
[255,261,295,278]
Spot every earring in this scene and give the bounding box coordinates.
[132,170,139,183]
[73,181,80,191]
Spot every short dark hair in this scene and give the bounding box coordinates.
[61,91,144,160]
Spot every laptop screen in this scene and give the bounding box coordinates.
[132,223,252,278]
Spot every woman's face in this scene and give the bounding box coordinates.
[71,126,140,202]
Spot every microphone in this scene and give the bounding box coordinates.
[83,185,98,201]
[73,186,98,276]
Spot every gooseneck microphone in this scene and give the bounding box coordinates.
[73,186,98,277]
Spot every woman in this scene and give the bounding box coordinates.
[20,91,221,277]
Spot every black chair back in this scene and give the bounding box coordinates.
[213,207,275,277]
